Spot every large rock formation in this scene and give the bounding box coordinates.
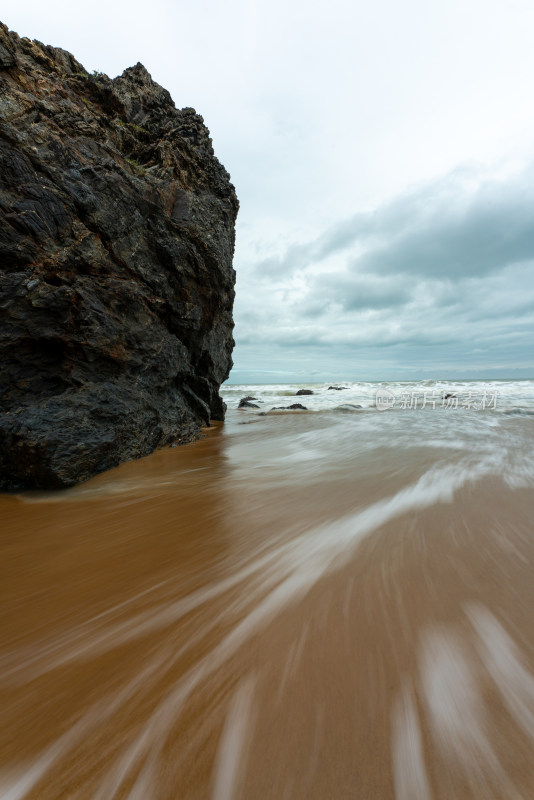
[0,23,238,490]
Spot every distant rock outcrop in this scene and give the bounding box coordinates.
[238,399,259,409]
[0,23,238,490]
[270,404,308,411]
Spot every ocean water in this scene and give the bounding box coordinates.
[1,379,534,798]
[221,379,534,492]
[222,378,534,413]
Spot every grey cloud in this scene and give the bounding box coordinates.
[253,212,378,277]
[232,160,534,380]
[354,192,534,279]
[299,274,413,314]
[252,177,457,277]
[254,161,534,281]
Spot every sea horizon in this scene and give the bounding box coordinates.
[224,376,534,385]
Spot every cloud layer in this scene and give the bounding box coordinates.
[233,160,534,380]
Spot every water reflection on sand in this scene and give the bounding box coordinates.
[1,408,534,799]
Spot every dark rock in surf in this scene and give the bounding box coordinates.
[271,403,308,411]
[295,389,313,395]
[0,23,238,490]
[238,399,259,409]
[328,386,348,390]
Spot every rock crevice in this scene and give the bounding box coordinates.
[0,23,238,490]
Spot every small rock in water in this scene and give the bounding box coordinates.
[335,404,362,412]
[238,399,259,409]
[270,403,308,411]
[296,389,314,395]
[328,386,348,390]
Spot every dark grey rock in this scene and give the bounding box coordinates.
[295,389,313,395]
[238,400,259,409]
[0,23,238,490]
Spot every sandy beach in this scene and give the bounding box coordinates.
[1,386,534,799]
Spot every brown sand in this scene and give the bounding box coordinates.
[1,415,534,799]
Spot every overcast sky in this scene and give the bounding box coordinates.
[5,1,534,382]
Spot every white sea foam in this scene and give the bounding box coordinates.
[211,675,256,800]
[392,682,432,800]
[222,379,534,414]
[467,604,534,741]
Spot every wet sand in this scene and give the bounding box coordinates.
[1,411,534,799]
